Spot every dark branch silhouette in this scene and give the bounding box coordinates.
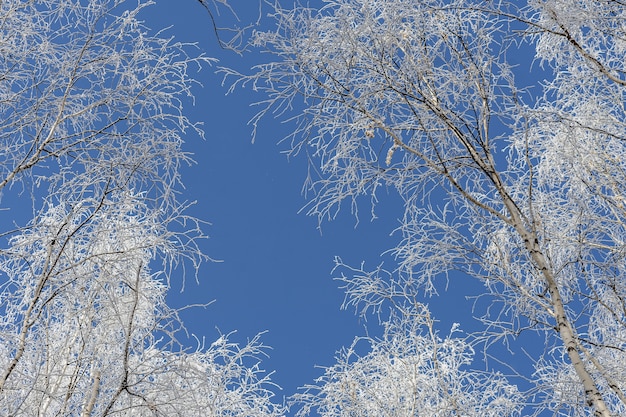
[197,0,224,47]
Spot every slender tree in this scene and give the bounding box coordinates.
[0,0,283,415]
[231,0,626,415]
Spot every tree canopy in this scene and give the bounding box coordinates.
[231,0,626,415]
[0,1,283,415]
[2,0,626,416]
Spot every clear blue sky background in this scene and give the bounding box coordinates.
[142,1,497,411]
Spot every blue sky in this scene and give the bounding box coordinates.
[143,0,390,401]
[143,0,493,410]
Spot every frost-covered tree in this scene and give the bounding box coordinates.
[293,305,522,417]
[0,196,281,416]
[0,1,282,415]
[231,0,626,415]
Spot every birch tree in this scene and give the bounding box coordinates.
[231,0,626,415]
[0,0,282,415]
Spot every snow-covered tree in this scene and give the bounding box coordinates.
[293,305,522,417]
[0,195,281,416]
[232,0,626,415]
[0,1,283,415]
